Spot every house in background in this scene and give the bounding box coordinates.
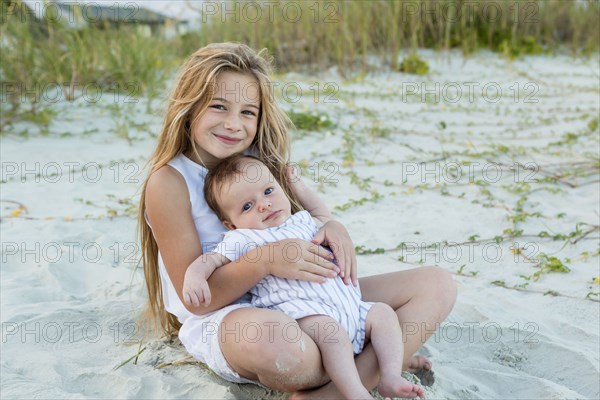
[55,1,189,38]
[10,0,190,38]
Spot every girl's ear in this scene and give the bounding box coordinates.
[223,220,236,230]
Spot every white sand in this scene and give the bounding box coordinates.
[1,51,599,399]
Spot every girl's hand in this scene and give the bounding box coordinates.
[312,220,357,286]
[183,270,212,307]
[256,239,340,283]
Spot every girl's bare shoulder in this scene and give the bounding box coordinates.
[147,165,187,195]
[146,165,190,215]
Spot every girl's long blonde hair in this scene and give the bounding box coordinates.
[138,43,300,337]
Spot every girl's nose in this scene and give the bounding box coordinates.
[223,113,242,131]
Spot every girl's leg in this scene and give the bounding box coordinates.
[360,267,457,370]
[366,303,424,399]
[297,315,372,400]
[219,308,328,391]
[292,267,456,399]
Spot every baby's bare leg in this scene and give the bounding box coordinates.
[365,303,425,399]
[297,315,372,400]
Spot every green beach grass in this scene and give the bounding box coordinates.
[1,0,598,131]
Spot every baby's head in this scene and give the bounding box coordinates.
[205,154,292,230]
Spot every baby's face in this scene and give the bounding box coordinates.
[218,160,292,230]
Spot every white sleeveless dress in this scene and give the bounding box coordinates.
[155,154,258,385]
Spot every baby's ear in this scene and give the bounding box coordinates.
[223,220,236,230]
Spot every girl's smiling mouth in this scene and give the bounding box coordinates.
[214,133,242,145]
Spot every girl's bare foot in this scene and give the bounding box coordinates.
[378,376,425,399]
[290,382,373,400]
[407,355,435,387]
[289,381,342,400]
[406,355,432,372]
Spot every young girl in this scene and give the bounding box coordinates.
[138,42,456,397]
[183,154,424,399]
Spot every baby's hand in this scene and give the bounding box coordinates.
[183,269,212,307]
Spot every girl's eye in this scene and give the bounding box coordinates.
[264,187,273,195]
[242,202,252,211]
[210,104,226,110]
[242,110,256,116]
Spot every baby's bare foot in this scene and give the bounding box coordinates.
[378,376,425,399]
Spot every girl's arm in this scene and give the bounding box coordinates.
[287,165,332,224]
[287,165,358,286]
[146,165,338,316]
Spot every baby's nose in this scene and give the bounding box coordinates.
[258,200,271,212]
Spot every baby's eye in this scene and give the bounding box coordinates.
[264,187,273,195]
[242,202,252,211]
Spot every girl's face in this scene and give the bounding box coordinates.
[190,71,260,167]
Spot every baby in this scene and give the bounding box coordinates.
[183,154,424,399]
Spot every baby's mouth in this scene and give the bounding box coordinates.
[263,210,280,222]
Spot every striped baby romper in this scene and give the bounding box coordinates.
[213,210,373,354]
